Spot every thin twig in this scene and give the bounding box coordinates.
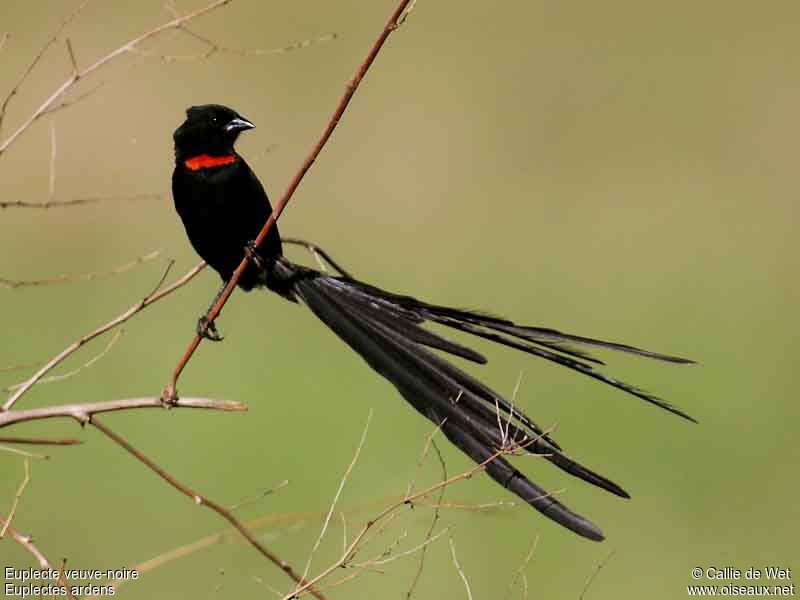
[0,0,233,157]
[1,360,41,373]
[449,537,474,600]
[0,516,77,600]
[229,479,289,511]
[579,550,616,600]
[65,38,78,75]
[93,505,327,598]
[0,445,48,459]
[282,427,554,600]
[89,417,327,600]
[2,261,205,411]
[0,250,161,288]
[251,575,284,598]
[0,457,31,538]
[504,536,539,600]
[0,1,89,135]
[0,192,162,210]
[299,410,373,588]
[406,439,447,599]
[48,123,57,202]
[282,238,354,279]
[166,0,415,396]
[324,527,450,591]
[359,527,448,568]
[0,396,245,430]
[0,517,76,600]
[419,499,515,511]
[4,329,123,392]
[130,29,336,63]
[0,436,82,445]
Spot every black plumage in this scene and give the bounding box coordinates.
[172,104,694,541]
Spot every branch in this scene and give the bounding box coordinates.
[1,249,160,288]
[282,238,354,279]
[89,417,327,600]
[0,396,245,429]
[283,427,552,599]
[0,1,89,135]
[3,329,123,393]
[579,549,616,600]
[0,457,31,538]
[2,261,205,411]
[0,436,82,445]
[0,192,162,210]
[449,537,474,600]
[0,516,77,600]
[0,0,232,158]
[299,410,372,589]
[130,28,336,63]
[405,440,447,599]
[503,537,539,600]
[165,0,415,396]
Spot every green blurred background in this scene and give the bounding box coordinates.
[1,1,797,598]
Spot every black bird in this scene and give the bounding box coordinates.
[172,104,694,541]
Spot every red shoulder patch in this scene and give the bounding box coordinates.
[184,154,237,171]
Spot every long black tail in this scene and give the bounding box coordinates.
[268,256,693,541]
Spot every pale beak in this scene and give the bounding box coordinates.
[225,117,255,133]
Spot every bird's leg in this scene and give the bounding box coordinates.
[282,237,355,279]
[196,280,228,342]
[195,239,267,342]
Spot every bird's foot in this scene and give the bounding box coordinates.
[244,240,265,270]
[197,316,224,342]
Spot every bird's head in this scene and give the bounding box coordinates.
[173,104,255,161]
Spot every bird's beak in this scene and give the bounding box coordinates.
[225,117,256,133]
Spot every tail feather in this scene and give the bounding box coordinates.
[334,275,696,422]
[439,416,606,541]
[270,257,692,540]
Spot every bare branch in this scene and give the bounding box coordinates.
[357,527,448,569]
[406,438,447,599]
[299,409,372,588]
[0,436,82,445]
[0,445,47,459]
[284,427,554,599]
[449,537,474,600]
[0,516,77,600]
[504,536,539,600]
[130,29,337,63]
[89,417,327,600]
[45,81,104,116]
[4,330,124,392]
[0,0,89,135]
[579,549,616,600]
[283,238,354,279]
[65,38,79,75]
[0,0,232,158]
[0,396,246,430]
[1,360,40,373]
[0,457,31,538]
[1,250,161,289]
[229,479,289,511]
[0,192,162,210]
[2,261,205,411]
[48,123,57,202]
